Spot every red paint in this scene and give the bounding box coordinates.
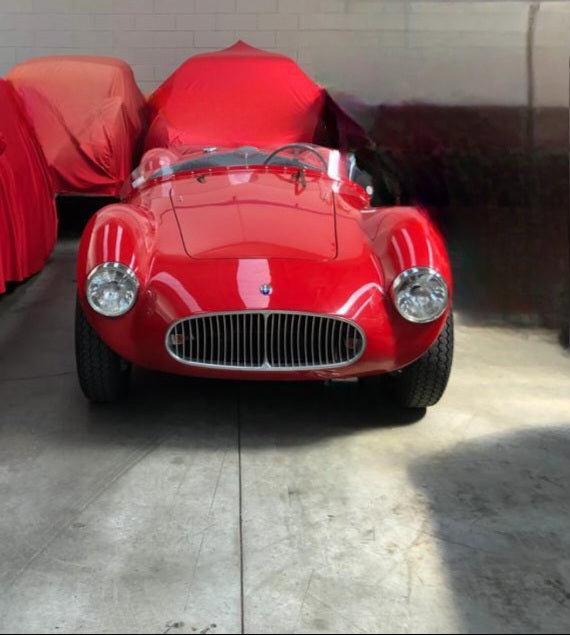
[77,146,452,380]
[171,170,338,261]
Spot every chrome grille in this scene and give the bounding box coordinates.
[166,312,365,370]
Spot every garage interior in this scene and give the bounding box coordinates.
[1,1,570,634]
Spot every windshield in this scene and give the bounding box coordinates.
[127,145,362,196]
[148,146,328,181]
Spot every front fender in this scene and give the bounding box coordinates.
[361,205,453,365]
[364,205,452,294]
[77,203,156,298]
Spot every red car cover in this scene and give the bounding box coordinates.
[146,41,326,150]
[7,56,147,196]
[0,80,56,293]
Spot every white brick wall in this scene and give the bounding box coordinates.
[0,0,567,105]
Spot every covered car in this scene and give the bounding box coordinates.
[0,80,57,293]
[7,56,147,197]
[145,41,326,150]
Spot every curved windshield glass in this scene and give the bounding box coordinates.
[149,146,328,181]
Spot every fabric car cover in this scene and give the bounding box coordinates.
[7,56,147,196]
[146,41,326,150]
[0,80,57,293]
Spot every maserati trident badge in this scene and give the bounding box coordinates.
[260,284,273,296]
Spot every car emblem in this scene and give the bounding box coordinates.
[260,284,272,296]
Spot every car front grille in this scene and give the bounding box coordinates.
[166,312,365,370]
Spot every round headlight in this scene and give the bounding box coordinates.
[86,262,139,317]
[391,267,449,323]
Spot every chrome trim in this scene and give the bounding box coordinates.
[347,152,358,181]
[390,266,449,324]
[165,311,366,371]
[86,262,139,318]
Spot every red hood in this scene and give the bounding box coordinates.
[170,170,338,261]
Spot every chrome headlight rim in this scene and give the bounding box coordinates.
[391,266,449,324]
[86,262,139,318]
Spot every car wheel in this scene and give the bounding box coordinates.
[75,297,131,403]
[389,313,454,408]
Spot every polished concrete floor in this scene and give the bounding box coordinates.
[1,241,570,634]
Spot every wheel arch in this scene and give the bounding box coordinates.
[77,203,155,299]
[365,205,452,294]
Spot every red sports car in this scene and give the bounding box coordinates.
[75,143,453,407]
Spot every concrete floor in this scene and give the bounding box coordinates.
[1,241,570,634]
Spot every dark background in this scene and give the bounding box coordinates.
[367,103,569,333]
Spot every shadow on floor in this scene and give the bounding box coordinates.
[77,369,425,452]
[409,426,570,634]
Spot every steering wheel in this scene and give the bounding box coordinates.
[263,143,328,170]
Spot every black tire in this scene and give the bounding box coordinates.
[389,313,454,408]
[75,298,131,403]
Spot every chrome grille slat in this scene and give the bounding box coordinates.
[241,313,246,366]
[310,318,316,366]
[290,314,296,366]
[211,316,215,364]
[257,313,263,368]
[302,316,307,365]
[239,313,243,366]
[334,320,340,363]
[295,314,300,367]
[235,313,239,366]
[235,314,240,366]
[317,317,323,366]
[215,315,220,365]
[203,317,208,364]
[248,313,251,366]
[281,314,287,367]
[277,314,281,367]
[221,315,226,365]
[196,318,201,363]
[230,314,234,366]
[167,312,365,370]
[324,317,329,365]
